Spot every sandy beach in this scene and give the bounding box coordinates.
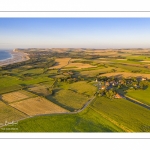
[0,49,30,67]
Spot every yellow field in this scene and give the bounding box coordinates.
[50,58,71,69]
[0,101,27,125]
[99,72,150,79]
[1,90,35,103]
[10,97,69,116]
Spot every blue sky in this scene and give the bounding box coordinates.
[0,18,150,49]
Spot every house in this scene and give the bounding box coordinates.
[142,77,147,81]
[105,82,110,86]
[115,93,122,99]
[101,86,106,90]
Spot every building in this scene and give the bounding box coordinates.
[115,93,122,99]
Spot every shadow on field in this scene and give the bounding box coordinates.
[46,93,75,112]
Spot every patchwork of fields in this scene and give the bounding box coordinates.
[10,96,68,116]
[0,48,150,132]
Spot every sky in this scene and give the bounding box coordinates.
[0,18,150,49]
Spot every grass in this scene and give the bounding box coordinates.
[58,81,97,96]
[47,89,89,111]
[126,87,150,105]
[20,68,44,75]
[91,97,150,132]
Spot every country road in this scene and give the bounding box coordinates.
[0,58,96,128]
[124,95,150,110]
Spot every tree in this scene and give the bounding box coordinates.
[48,88,54,95]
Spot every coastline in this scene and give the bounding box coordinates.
[0,49,30,67]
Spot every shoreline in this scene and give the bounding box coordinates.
[0,49,30,67]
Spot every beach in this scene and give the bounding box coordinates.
[0,49,30,67]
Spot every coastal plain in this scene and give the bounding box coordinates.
[0,48,150,132]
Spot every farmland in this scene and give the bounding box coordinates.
[10,97,68,116]
[0,101,27,126]
[0,48,150,132]
[1,90,35,103]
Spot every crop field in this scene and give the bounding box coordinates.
[0,48,150,132]
[1,90,35,103]
[50,58,71,69]
[99,72,150,79]
[91,97,150,132]
[0,104,124,132]
[10,97,69,116]
[80,67,124,77]
[47,89,89,111]
[0,101,27,125]
[127,87,150,105]
[65,61,96,69]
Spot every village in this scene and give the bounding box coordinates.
[94,76,149,99]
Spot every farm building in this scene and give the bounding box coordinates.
[115,93,122,99]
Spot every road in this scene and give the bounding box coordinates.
[0,58,95,128]
[124,95,150,110]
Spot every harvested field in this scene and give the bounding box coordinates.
[99,72,150,79]
[0,101,27,125]
[10,97,69,116]
[1,90,35,103]
[50,58,71,69]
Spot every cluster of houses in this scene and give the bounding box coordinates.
[95,76,148,99]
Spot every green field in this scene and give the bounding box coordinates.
[58,81,97,96]
[0,104,124,132]
[91,97,150,132]
[0,48,150,132]
[47,89,89,111]
[126,87,150,105]
[1,96,150,132]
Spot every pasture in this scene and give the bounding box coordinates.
[47,89,89,111]
[58,81,97,96]
[10,97,68,116]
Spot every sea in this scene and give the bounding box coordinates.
[0,50,12,61]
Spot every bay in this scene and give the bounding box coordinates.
[0,50,12,61]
